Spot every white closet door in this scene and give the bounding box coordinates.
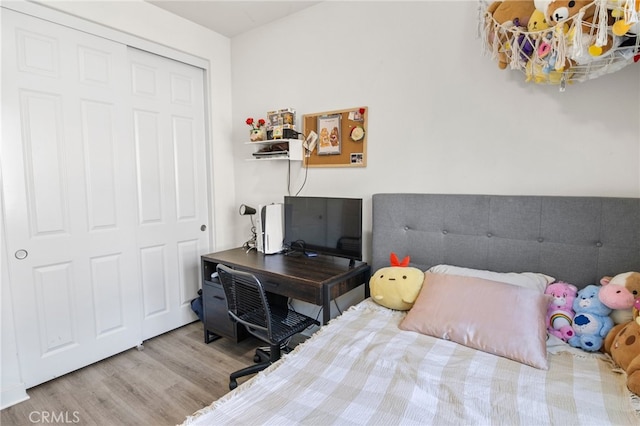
[128,48,209,339]
[1,10,141,387]
[1,9,210,388]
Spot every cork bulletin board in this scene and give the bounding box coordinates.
[303,106,367,168]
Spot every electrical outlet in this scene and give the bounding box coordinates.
[303,131,318,152]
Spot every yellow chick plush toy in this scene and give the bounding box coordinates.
[369,253,425,311]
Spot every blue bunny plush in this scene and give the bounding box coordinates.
[568,284,614,352]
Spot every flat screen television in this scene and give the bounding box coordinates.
[283,196,363,263]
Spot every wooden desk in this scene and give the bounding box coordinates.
[201,248,370,342]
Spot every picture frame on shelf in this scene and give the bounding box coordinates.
[267,110,283,128]
[272,125,283,139]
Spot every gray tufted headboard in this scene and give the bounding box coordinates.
[371,194,640,288]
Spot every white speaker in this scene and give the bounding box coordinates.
[255,203,284,254]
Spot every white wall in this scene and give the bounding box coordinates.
[230,1,640,262]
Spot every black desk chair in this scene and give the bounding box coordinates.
[216,264,319,390]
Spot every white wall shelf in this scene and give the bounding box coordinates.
[245,139,303,161]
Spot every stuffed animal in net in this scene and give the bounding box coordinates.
[545,281,578,341]
[599,272,640,325]
[608,0,640,37]
[369,253,425,311]
[486,0,538,69]
[546,0,616,65]
[525,6,578,83]
[604,307,640,396]
[569,284,614,352]
[526,8,553,81]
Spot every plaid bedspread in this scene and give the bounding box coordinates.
[183,300,639,426]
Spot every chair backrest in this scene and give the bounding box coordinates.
[216,264,273,339]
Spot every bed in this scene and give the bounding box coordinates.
[184,194,640,425]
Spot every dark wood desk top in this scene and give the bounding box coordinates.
[201,248,370,305]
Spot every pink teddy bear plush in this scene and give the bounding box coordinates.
[545,281,578,342]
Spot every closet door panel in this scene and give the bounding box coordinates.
[128,48,208,339]
[81,100,119,230]
[173,116,198,220]
[2,9,141,388]
[21,91,68,235]
[133,109,164,223]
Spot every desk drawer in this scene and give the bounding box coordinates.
[259,276,321,305]
[203,279,245,342]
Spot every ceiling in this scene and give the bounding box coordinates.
[146,0,322,38]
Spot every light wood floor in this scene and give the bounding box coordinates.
[1,321,263,426]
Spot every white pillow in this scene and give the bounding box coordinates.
[427,264,554,294]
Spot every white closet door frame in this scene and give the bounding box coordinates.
[2,1,210,69]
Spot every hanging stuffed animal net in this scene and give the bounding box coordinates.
[480,0,640,89]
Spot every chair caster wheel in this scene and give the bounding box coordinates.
[254,354,261,363]
[229,380,237,390]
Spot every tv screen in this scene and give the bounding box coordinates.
[284,196,363,261]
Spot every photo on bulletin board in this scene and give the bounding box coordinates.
[303,106,367,168]
[317,114,341,155]
[350,153,364,164]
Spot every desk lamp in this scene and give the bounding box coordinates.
[239,204,257,251]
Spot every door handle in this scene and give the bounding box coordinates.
[15,249,28,260]
[201,224,207,231]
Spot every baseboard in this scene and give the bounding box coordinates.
[1,383,29,410]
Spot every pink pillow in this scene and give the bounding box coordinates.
[399,272,551,369]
